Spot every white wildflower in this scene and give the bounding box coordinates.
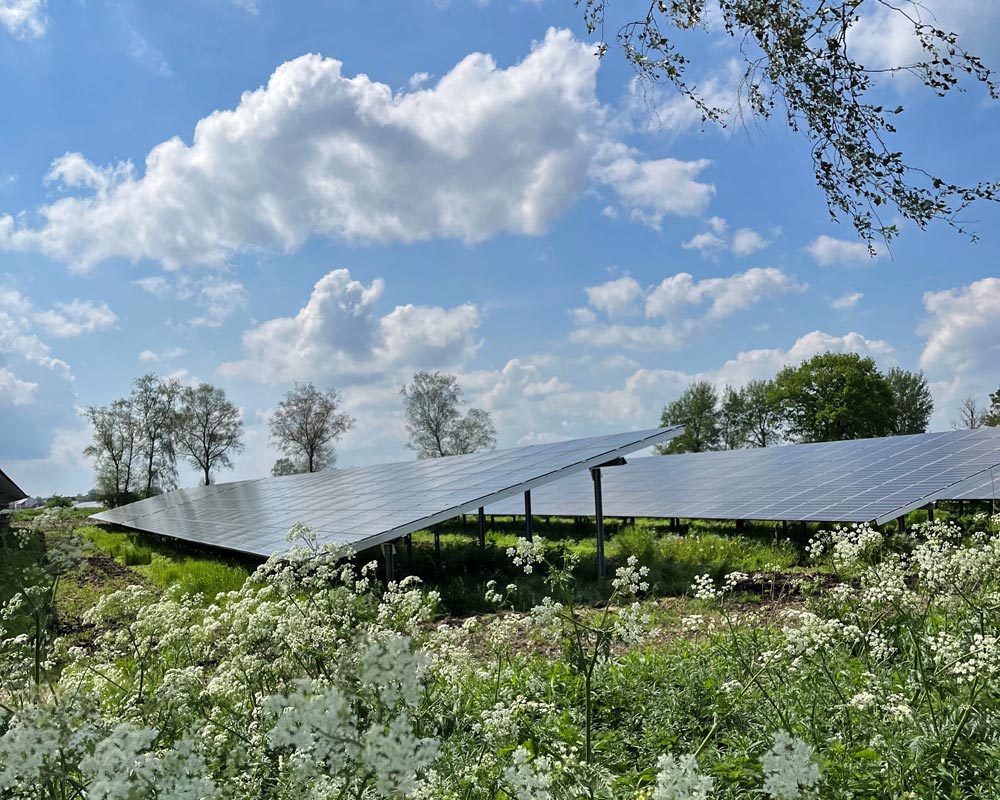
[506,538,546,574]
[761,731,820,799]
[652,753,713,800]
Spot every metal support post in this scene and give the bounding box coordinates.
[434,524,441,558]
[927,503,935,522]
[405,534,413,559]
[478,506,486,550]
[382,541,395,584]
[524,490,533,542]
[593,467,606,578]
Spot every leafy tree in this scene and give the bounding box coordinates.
[271,457,308,477]
[580,0,1000,248]
[43,496,73,509]
[952,395,987,430]
[885,367,933,435]
[985,387,1000,428]
[401,371,497,458]
[718,386,749,450]
[177,384,245,486]
[269,383,355,473]
[130,373,181,497]
[657,381,720,454]
[743,379,783,448]
[84,399,140,507]
[772,352,894,442]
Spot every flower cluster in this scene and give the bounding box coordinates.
[506,537,546,574]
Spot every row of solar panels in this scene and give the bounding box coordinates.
[485,427,1000,524]
[0,468,27,507]
[93,427,683,557]
[92,426,1000,559]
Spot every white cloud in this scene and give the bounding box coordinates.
[625,61,740,136]
[831,291,864,311]
[918,277,1000,425]
[807,234,879,266]
[683,217,770,258]
[33,299,117,338]
[219,268,482,383]
[135,274,247,327]
[0,286,91,394]
[731,228,770,257]
[0,0,46,40]
[0,367,37,404]
[570,267,806,349]
[0,29,713,271]
[138,346,186,363]
[408,71,431,89]
[583,276,643,320]
[849,1,1000,80]
[231,0,260,13]
[593,150,714,229]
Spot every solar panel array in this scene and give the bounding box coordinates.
[486,428,1000,524]
[0,467,27,507]
[940,466,1000,501]
[91,427,682,556]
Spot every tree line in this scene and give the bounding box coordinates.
[85,371,497,506]
[658,352,1000,454]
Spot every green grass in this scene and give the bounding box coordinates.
[378,516,805,614]
[76,525,255,599]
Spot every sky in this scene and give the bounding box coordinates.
[1,0,999,496]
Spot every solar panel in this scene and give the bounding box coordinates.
[0,467,27,507]
[486,428,1000,525]
[91,427,682,557]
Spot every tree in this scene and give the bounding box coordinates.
[985,387,1000,428]
[657,381,720,454]
[743,379,783,448]
[772,352,894,443]
[176,384,245,486]
[271,457,307,477]
[952,395,987,430]
[581,1,1000,249]
[269,383,355,473]
[402,371,497,458]
[718,386,749,450]
[84,399,140,507]
[130,373,181,497]
[885,368,933,435]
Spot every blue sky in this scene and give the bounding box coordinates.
[1,0,998,495]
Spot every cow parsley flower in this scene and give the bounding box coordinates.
[506,538,546,574]
[652,753,713,800]
[761,731,820,799]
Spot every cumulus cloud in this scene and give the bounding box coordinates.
[0,286,80,381]
[0,29,713,271]
[918,278,1000,425]
[570,267,806,349]
[0,367,37,404]
[34,299,117,337]
[831,291,864,310]
[683,216,770,258]
[593,150,714,228]
[219,268,483,383]
[849,1,1000,79]
[807,234,880,266]
[0,0,46,40]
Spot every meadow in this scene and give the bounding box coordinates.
[2,503,999,798]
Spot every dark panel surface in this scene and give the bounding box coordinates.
[486,428,1000,524]
[92,428,682,556]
